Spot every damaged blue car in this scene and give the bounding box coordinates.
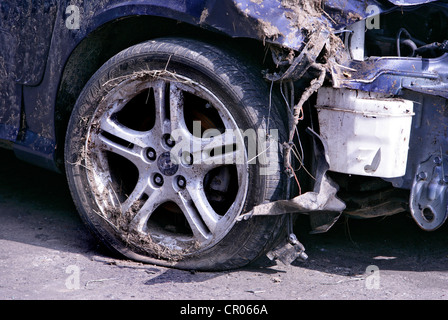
[1,0,447,270]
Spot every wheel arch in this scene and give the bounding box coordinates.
[54,15,270,171]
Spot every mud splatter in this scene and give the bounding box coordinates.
[281,0,327,33]
[199,8,209,24]
[280,0,349,66]
[258,19,282,40]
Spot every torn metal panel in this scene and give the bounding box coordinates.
[238,129,346,233]
[202,0,358,60]
[265,30,330,83]
[201,0,308,51]
[237,172,345,220]
[202,0,433,53]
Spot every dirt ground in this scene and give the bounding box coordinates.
[0,148,447,302]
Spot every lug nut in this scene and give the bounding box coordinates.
[164,134,175,148]
[177,176,186,189]
[146,148,156,161]
[154,173,164,186]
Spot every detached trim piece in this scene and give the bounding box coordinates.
[238,129,346,233]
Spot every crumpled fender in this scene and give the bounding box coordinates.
[201,0,435,53]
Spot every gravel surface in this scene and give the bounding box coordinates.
[1,149,447,303]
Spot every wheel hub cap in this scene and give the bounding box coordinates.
[157,151,179,176]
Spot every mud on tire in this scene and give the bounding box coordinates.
[64,38,289,271]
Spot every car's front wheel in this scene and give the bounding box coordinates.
[65,38,288,270]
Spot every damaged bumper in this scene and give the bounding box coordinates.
[237,0,448,237]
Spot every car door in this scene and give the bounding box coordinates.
[0,0,57,142]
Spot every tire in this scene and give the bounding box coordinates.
[64,38,289,271]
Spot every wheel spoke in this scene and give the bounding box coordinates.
[121,178,152,214]
[182,183,220,234]
[169,83,186,132]
[99,114,148,148]
[175,192,212,243]
[128,187,165,233]
[152,81,171,135]
[190,132,244,174]
[95,131,145,167]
